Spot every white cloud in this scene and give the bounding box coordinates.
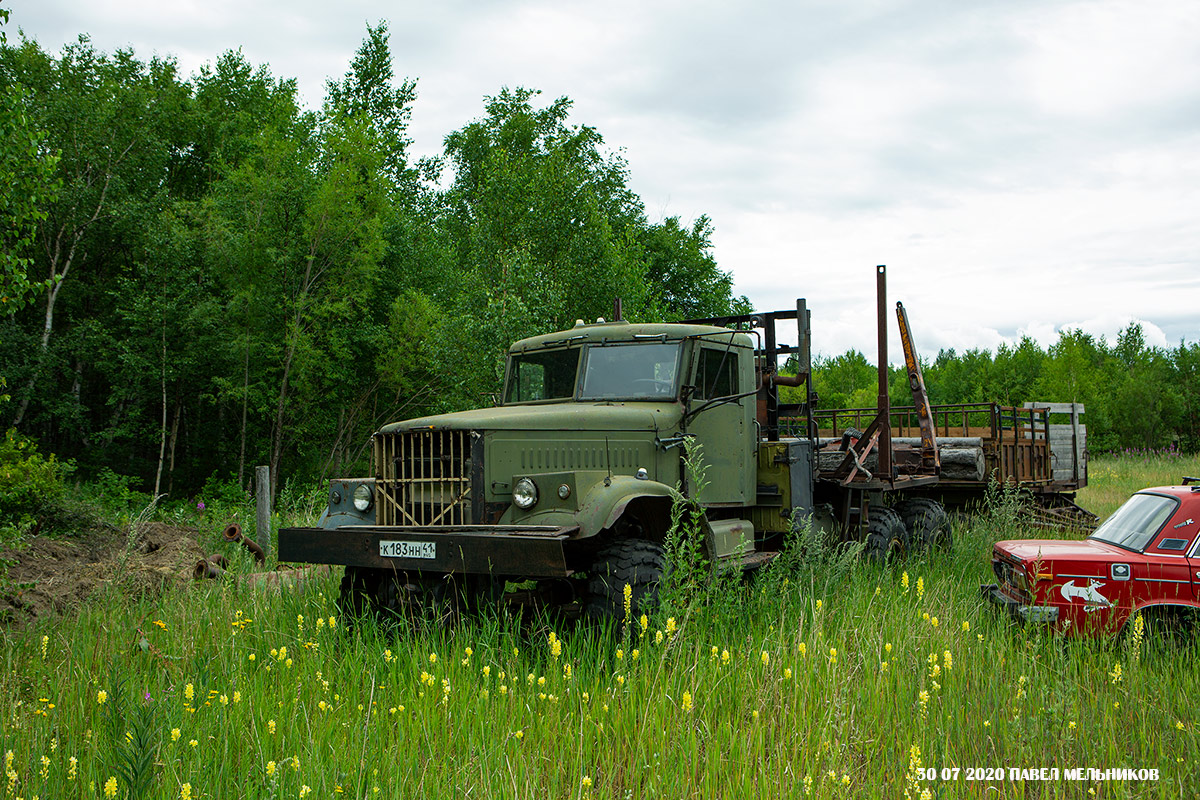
[7,0,1199,360]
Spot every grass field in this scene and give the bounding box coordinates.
[2,453,1198,799]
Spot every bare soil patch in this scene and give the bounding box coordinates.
[0,522,209,627]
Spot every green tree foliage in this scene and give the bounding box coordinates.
[0,8,60,316]
[0,27,744,496]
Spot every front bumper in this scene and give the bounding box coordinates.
[980,583,1060,624]
[279,525,579,578]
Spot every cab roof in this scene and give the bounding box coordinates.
[509,320,752,353]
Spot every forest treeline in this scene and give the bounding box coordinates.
[808,323,1199,455]
[0,24,745,496]
[1,21,1196,502]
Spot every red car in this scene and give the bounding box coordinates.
[982,480,1200,636]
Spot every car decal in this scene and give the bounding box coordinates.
[1172,518,1194,529]
[1060,579,1111,607]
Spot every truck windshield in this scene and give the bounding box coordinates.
[579,342,681,400]
[1088,493,1178,552]
[505,348,580,403]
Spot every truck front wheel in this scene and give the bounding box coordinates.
[585,538,664,620]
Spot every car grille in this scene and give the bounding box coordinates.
[374,429,474,526]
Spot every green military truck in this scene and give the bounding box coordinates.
[278,266,944,619]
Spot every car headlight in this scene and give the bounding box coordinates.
[513,477,538,509]
[353,484,374,512]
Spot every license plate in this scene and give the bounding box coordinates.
[379,540,437,560]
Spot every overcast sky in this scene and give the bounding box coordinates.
[10,0,1200,362]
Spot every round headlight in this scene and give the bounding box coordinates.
[353,484,374,512]
[513,477,539,509]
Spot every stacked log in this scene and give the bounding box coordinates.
[816,437,985,481]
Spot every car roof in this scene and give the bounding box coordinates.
[1136,485,1200,500]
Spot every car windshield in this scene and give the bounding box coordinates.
[504,347,580,403]
[1088,493,1178,552]
[579,342,681,400]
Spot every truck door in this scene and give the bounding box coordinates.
[684,342,755,506]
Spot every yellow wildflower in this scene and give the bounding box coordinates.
[267,761,276,776]
[901,571,909,591]
[171,728,181,742]
[666,617,677,635]
[181,783,192,799]
[97,690,108,705]
[681,692,693,712]
[105,776,118,797]
[761,651,770,667]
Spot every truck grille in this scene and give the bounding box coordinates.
[374,429,473,526]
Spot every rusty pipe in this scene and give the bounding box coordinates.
[768,373,805,388]
[221,523,266,564]
[193,554,229,580]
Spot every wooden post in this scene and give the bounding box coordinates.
[256,465,272,559]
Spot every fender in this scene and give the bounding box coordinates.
[576,476,676,538]
[1116,599,1200,637]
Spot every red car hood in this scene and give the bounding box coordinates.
[994,538,1131,564]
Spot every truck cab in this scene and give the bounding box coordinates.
[279,318,768,619]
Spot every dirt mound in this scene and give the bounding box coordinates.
[0,522,209,627]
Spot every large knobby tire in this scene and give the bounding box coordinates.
[339,567,480,627]
[864,506,908,565]
[585,538,665,620]
[337,566,384,626]
[896,498,952,552]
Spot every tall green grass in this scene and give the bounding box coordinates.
[2,457,1198,798]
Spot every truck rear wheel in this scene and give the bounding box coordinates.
[864,507,907,565]
[585,538,664,620]
[896,498,952,552]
